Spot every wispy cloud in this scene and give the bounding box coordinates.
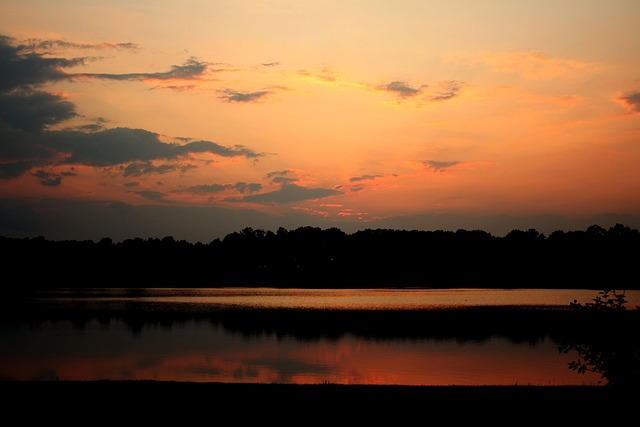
[135,190,169,202]
[482,51,596,80]
[74,57,209,81]
[177,182,262,194]
[21,38,140,52]
[227,182,342,204]
[298,68,337,83]
[423,160,460,172]
[217,88,272,103]
[376,81,426,98]
[619,91,640,113]
[428,81,463,101]
[122,161,195,177]
[350,174,383,182]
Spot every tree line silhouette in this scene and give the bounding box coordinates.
[2,223,639,289]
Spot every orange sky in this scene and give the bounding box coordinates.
[1,0,639,242]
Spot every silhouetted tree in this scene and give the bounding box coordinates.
[558,289,640,389]
[2,224,640,289]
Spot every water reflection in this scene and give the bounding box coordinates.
[24,287,640,310]
[0,319,600,385]
[2,288,634,385]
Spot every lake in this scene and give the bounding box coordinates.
[2,288,637,385]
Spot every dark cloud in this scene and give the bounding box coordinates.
[122,161,191,177]
[180,183,230,194]
[227,183,342,204]
[218,89,272,103]
[183,139,263,159]
[377,81,425,98]
[233,182,262,193]
[271,176,298,185]
[0,35,264,182]
[0,161,40,179]
[350,174,383,182]
[1,35,207,91]
[39,128,263,167]
[260,62,280,67]
[136,190,168,202]
[0,121,53,165]
[266,170,292,178]
[0,35,82,91]
[0,89,77,132]
[31,170,62,186]
[423,160,460,172]
[73,122,107,133]
[178,182,262,194]
[620,91,640,113]
[429,81,462,101]
[21,38,139,52]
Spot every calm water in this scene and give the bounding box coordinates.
[2,288,636,385]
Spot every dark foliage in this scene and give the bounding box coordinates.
[2,223,639,289]
[558,289,640,389]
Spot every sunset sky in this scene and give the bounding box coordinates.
[1,0,639,242]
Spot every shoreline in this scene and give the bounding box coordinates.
[3,381,636,421]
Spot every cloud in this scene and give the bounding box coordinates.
[423,160,460,172]
[0,35,264,182]
[217,88,272,103]
[266,170,299,184]
[227,183,342,204]
[0,160,40,179]
[429,81,462,101]
[31,170,62,186]
[0,35,85,91]
[177,182,262,194]
[43,128,264,167]
[150,84,197,92]
[483,51,596,80]
[181,184,230,194]
[1,35,209,91]
[234,182,263,193]
[135,190,169,202]
[0,89,77,132]
[21,38,139,52]
[74,57,209,81]
[122,161,194,177]
[377,81,426,98]
[271,176,298,185]
[350,174,383,182]
[266,170,293,178]
[183,139,263,159]
[298,69,337,83]
[619,91,640,113]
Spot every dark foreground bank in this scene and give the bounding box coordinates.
[3,381,637,423]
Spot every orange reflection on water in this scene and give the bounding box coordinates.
[0,324,601,386]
